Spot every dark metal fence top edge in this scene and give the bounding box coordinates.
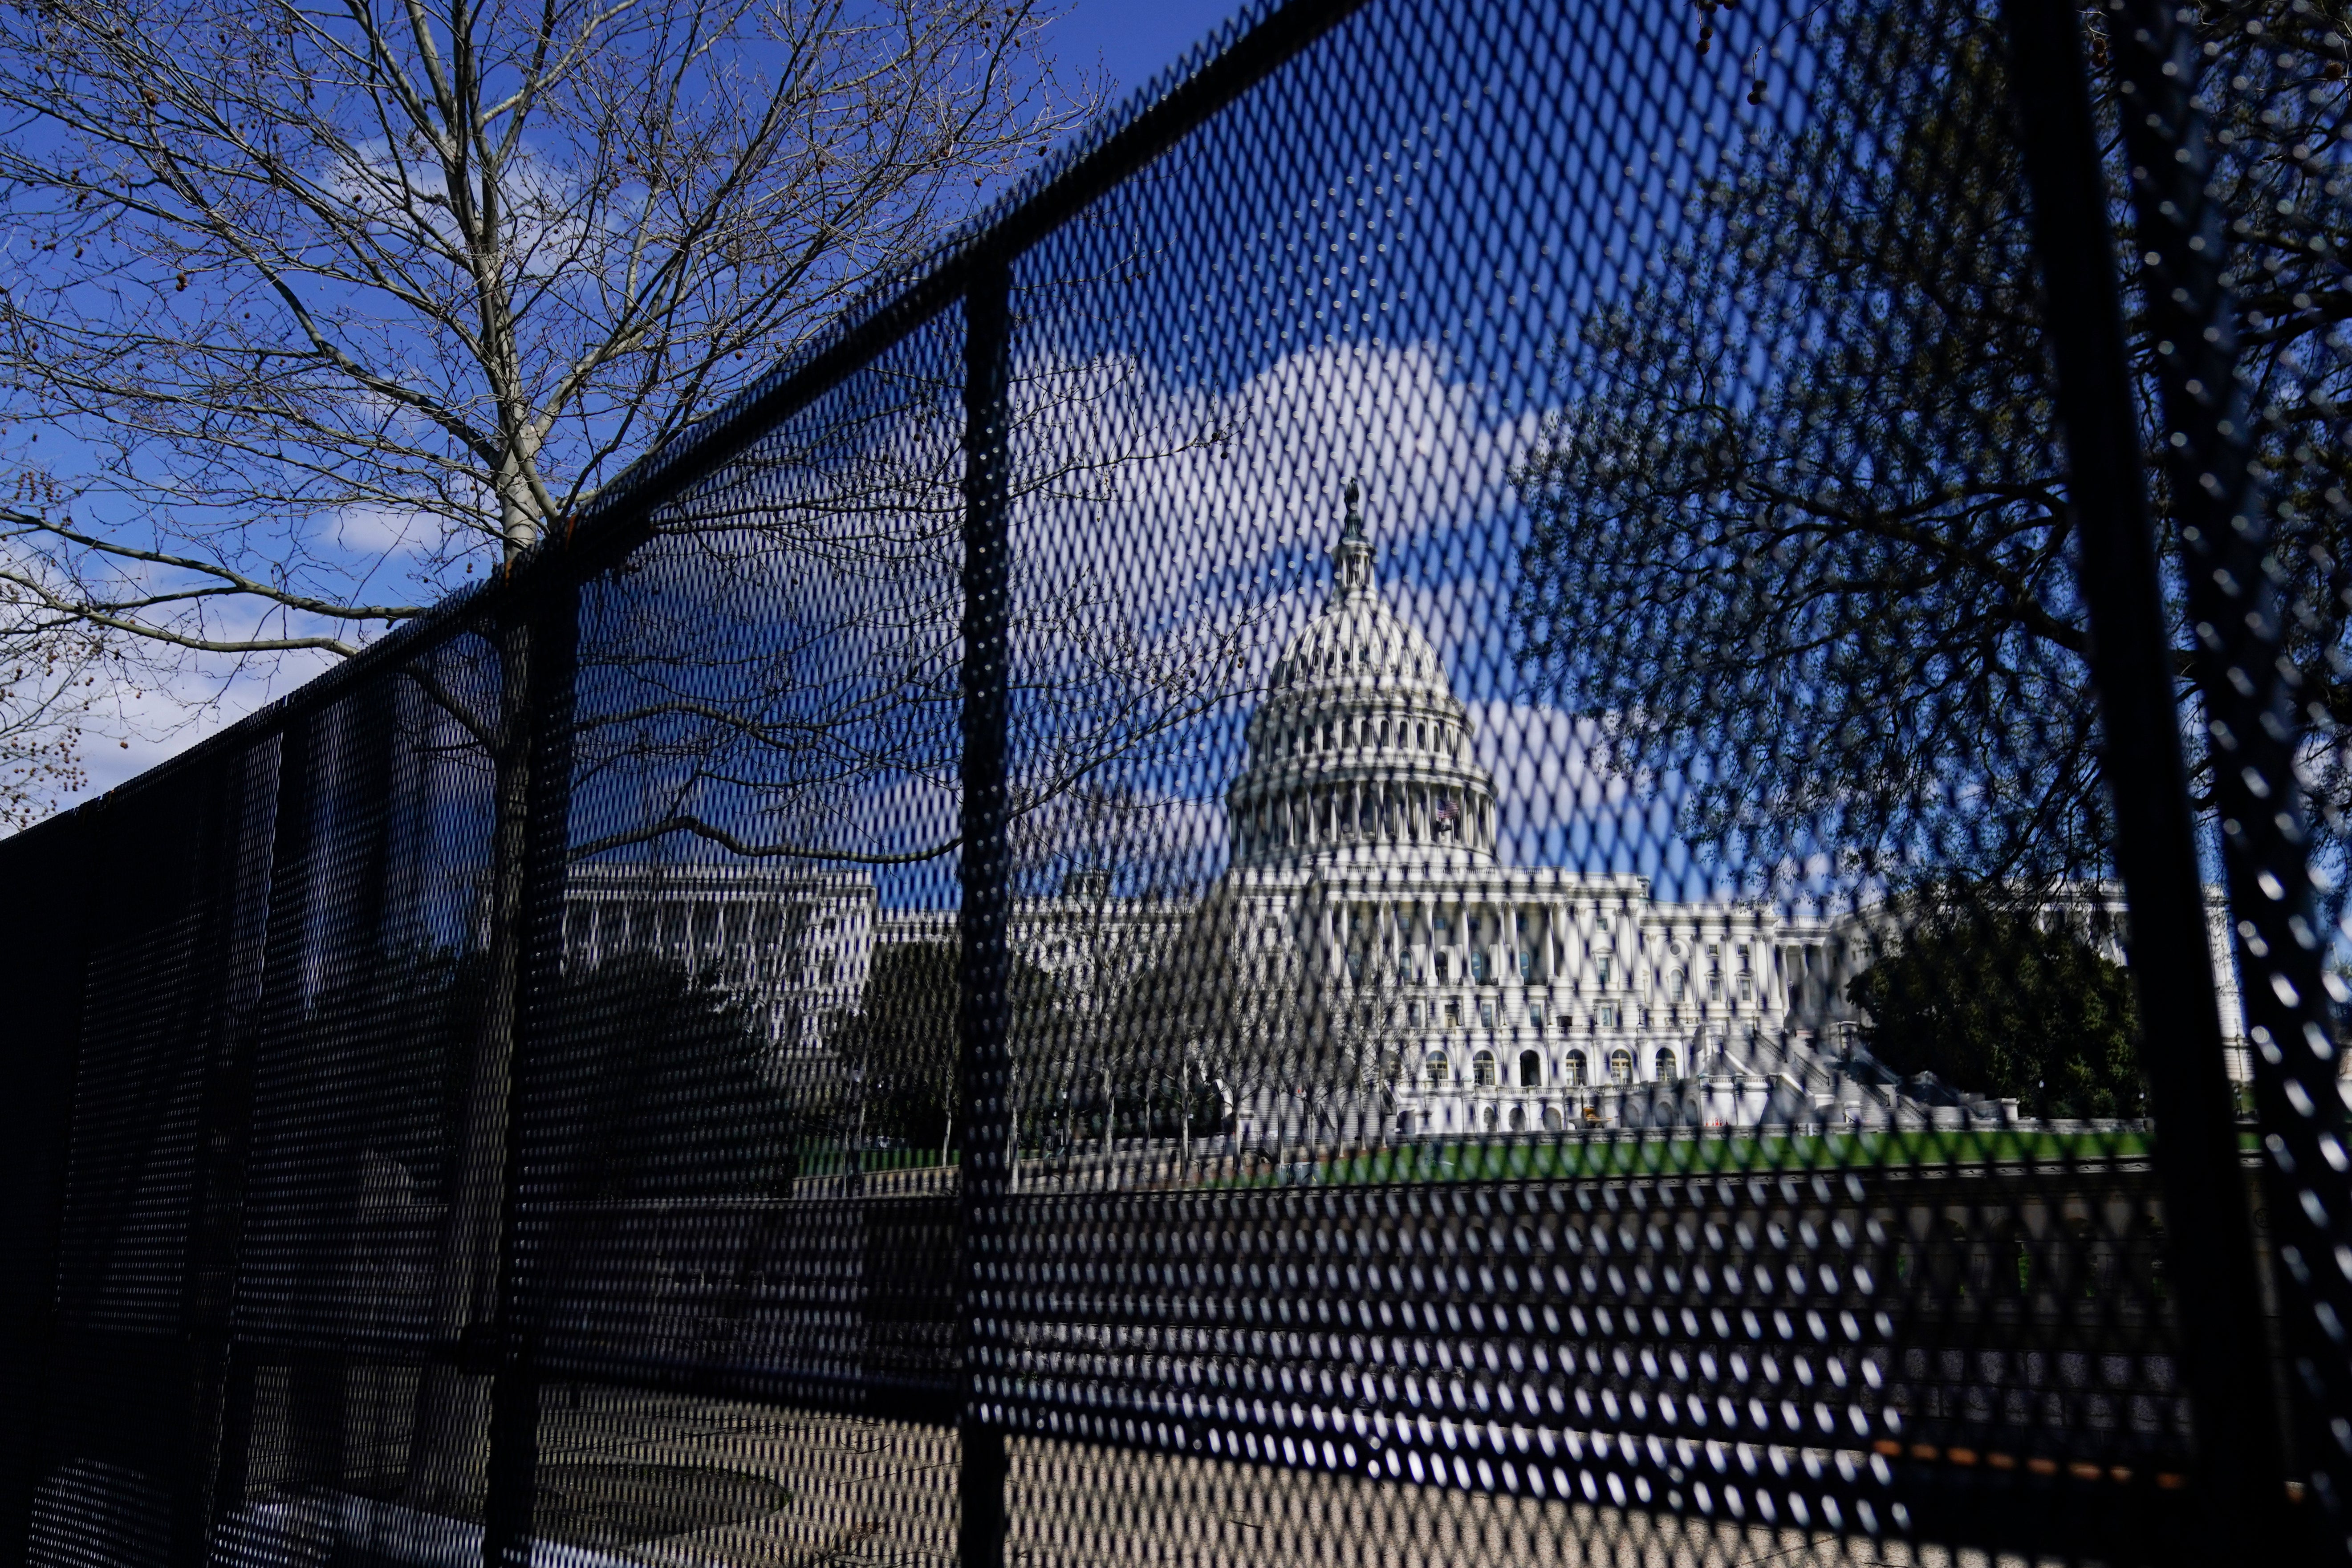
[0,0,1369,847]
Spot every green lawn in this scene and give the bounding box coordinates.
[1242,1127,2161,1186]
[784,1126,2198,1188]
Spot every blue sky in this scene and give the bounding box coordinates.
[1044,1,1256,114]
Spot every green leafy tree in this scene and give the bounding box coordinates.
[826,938,1059,1152]
[826,940,961,1151]
[292,943,797,1203]
[1846,910,2145,1120]
[528,951,803,1200]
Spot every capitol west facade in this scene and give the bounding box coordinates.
[562,504,2253,1136]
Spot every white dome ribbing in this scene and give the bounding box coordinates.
[1227,483,1499,869]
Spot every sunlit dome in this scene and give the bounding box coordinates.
[1265,515,1450,701]
[1227,483,1499,870]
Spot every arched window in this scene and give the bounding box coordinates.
[1397,1109,1415,1134]
[1481,1105,1499,1131]
[1609,1048,1633,1084]
[1425,1051,1450,1087]
[1518,1049,1542,1087]
[1564,1051,1587,1087]
[1668,969,1686,1002]
[1655,1048,1679,1082]
[1508,1105,1526,1132]
[1471,1050,1498,1087]
[1542,1105,1564,1132]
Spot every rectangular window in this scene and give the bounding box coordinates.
[1529,1003,1546,1029]
[1598,1003,1617,1029]
[1596,955,1611,988]
[1480,1000,1496,1028]
[1446,999,1462,1028]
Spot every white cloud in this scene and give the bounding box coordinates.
[331,502,442,558]
[1007,337,1544,678]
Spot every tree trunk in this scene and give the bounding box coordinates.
[1178,1056,1189,1174]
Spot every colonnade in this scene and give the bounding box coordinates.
[1233,778,1492,860]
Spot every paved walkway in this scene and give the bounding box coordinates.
[518,1393,2055,1568]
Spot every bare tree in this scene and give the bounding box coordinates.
[0,0,1089,688]
[0,548,103,823]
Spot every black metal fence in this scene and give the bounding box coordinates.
[4,0,2351,1564]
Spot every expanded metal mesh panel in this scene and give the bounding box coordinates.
[2096,0,2352,1557]
[236,675,493,1358]
[524,308,970,1420]
[978,0,2202,1558]
[0,2,2342,1567]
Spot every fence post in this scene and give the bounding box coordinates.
[957,254,1014,1568]
[481,577,582,1568]
[2001,2,2299,1559]
[191,726,317,1555]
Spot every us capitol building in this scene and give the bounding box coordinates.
[563,502,2251,1137]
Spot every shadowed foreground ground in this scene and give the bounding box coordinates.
[367,1392,2067,1568]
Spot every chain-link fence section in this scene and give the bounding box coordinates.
[1,1,2346,1565]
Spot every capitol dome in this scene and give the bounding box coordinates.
[1227,485,1498,870]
